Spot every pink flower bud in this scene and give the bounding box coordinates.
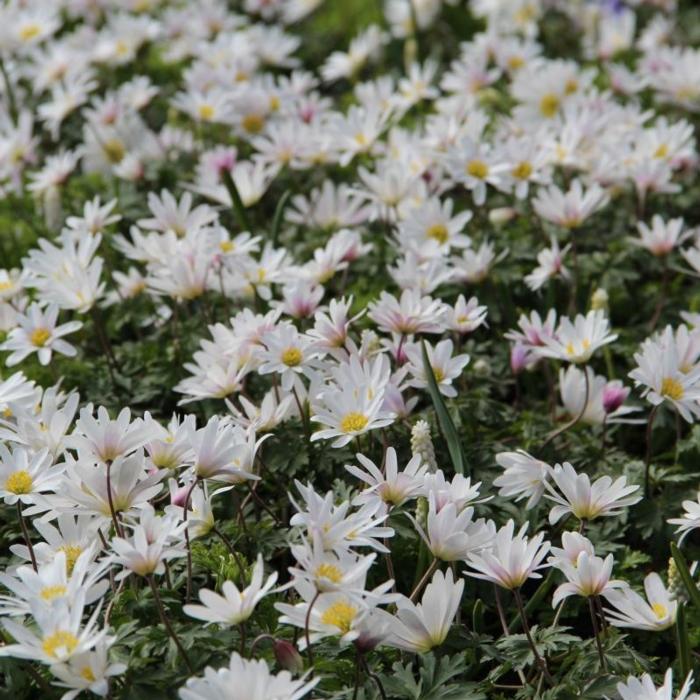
[510,343,530,375]
[602,383,629,414]
[273,639,304,673]
[170,485,190,507]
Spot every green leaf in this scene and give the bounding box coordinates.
[676,602,691,680]
[421,339,466,475]
[221,170,252,233]
[271,189,292,246]
[671,542,700,611]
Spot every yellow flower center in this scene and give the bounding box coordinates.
[540,93,560,118]
[321,600,358,634]
[512,161,533,180]
[652,602,668,619]
[219,240,234,253]
[40,585,67,601]
[103,139,126,164]
[426,224,449,245]
[81,666,96,682]
[564,78,578,95]
[339,412,369,433]
[281,347,302,367]
[661,377,684,401]
[0,280,13,291]
[466,159,489,179]
[432,366,445,382]
[59,544,83,575]
[269,95,280,112]
[42,630,78,659]
[30,328,51,347]
[242,113,264,134]
[19,23,41,41]
[654,144,669,159]
[6,470,33,495]
[198,104,215,121]
[316,563,343,584]
[507,55,524,70]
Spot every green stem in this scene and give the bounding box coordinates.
[222,170,252,232]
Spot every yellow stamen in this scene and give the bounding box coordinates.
[540,93,560,118]
[661,377,684,401]
[241,113,264,134]
[198,104,215,121]
[652,602,668,619]
[40,585,67,601]
[426,224,449,245]
[42,630,78,658]
[466,159,489,179]
[340,412,369,433]
[103,139,125,164]
[6,470,33,495]
[281,347,302,367]
[59,544,83,575]
[19,24,41,41]
[30,328,51,347]
[512,161,533,180]
[315,563,343,584]
[321,600,357,634]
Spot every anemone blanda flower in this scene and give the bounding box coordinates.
[0,304,82,367]
[544,462,641,525]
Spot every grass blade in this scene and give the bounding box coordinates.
[671,542,700,611]
[421,339,466,474]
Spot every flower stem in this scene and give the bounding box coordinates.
[542,364,590,448]
[182,478,199,602]
[304,589,320,668]
[513,588,554,686]
[16,501,37,571]
[588,596,607,671]
[105,459,124,538]
[147,575,194,674]
[409,558,438,603]
[644,404,659,498]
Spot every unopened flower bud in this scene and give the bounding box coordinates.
[510,343,530,375]
[489,207,517,225]
[273,639,304,674]
[473,358,490,376]
[602,383,629,414]
[411,419,437,472]
[591,288,609,312]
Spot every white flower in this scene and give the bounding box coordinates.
[179,652,318,700]
[545,462,641,524]
[668,494,700,544]
[533,179,609,229]
[552,551,624,606]
[385,569,464,652]
[465,519,550,590]
[1,304,82,367]
[616,669,700,700]
[494,450,550,509]
[0,445,61,506]
[404,339,470,398]
[536,310,617,364]
[635,216,690,256]
[414,495,495,562]
[604,572,677,631]
[345,447,427,509]
[524,237,571,291]
[184,554,277,626]
[629,325,700,423]
[110,504,186,579]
